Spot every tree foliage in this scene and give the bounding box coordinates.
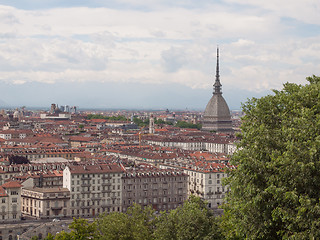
[222,75,320,239]
[8,155,30,164]
[55,218,97,240]
[35,197,222,240]
[133,117,149,127]
[153,195,223,240]
[96,204,155,240]
[175,121,202,130]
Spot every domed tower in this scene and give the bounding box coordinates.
[202,48,233,132]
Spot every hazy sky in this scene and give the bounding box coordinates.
[0,0,319,110]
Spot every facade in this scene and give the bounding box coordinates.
[0,181,22,222]
[146,138,236,155]
[185,168,227,209]
[21,187,70,219]
[0,162,68,185]
[202,48,233,133]
[63,163,125,218]
[122,168,188,212]
[149,115,155,134]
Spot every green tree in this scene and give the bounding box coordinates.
[222,75,320,239]
[96,204,155,240]
[133,117,149,127]
[153,195,223,240]
[55,218,96,240]
[175,121,202,130]
[44,233,55,240]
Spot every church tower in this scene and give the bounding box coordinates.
[202,48,233,132]
[149,114,155,134]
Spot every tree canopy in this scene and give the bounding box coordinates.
[153,195,223,240]
[39,196,222,240]
[175,121,202,130]
[222,75,320,239]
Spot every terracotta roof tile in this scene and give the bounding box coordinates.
[2,181,22,188]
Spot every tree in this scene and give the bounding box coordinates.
[221,75,320,239]
[175,121,202,130]
[96,204,155,240]
[153,195,223,240]
[55,218,96,240]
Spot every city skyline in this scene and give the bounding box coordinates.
[0,0,319,110]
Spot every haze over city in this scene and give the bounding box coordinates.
[0,0,319,109]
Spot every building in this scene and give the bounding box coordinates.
[0,181,22,222]
[21,187,70,219]
[149,115,155,134]
[122,167,188,212]
[184,165,228,209]
[202,48,233,133]
[63,163,125,218]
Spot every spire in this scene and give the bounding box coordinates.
[213,47,222,94]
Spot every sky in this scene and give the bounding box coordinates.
[0,0,320,110]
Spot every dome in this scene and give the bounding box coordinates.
[204,94,230,118]
[202,47,233,132]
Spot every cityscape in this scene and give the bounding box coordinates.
[0,49,240,239]
[0,0,320,239]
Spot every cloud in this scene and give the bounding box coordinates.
[0,0,319,109]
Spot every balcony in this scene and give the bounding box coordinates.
[101,182,111,186]
[81,176,91,180]
[51,206,63,210]
[92,196,101,200]
[102,189,111,193]
[102,176,112,180]
[80,190,90,194]
[81,183,91,187]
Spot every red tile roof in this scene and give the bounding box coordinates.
[67,163,125,174]
[2,181,22,188]
[0,186,7,197]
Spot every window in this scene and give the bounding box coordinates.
[12,198,17,203]
[1,199,5,203]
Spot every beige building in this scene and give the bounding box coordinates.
[184,168,228,209]
[21,187,70,219]
[63,163,125,218]
[0,181,22,222]
[122,169,188,212]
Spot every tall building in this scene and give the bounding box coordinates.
[63,164,124,218]
[202,48,233,132]
[149,114,155,134]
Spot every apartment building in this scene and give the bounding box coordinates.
[21,187,70,219]
[185,168,228,208]
[122,168,188,212]
[63,163,125,218]
[0,181,22,222]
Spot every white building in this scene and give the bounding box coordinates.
[21,187,70,219]
[63,163,125,218]
[0,181,22,222]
